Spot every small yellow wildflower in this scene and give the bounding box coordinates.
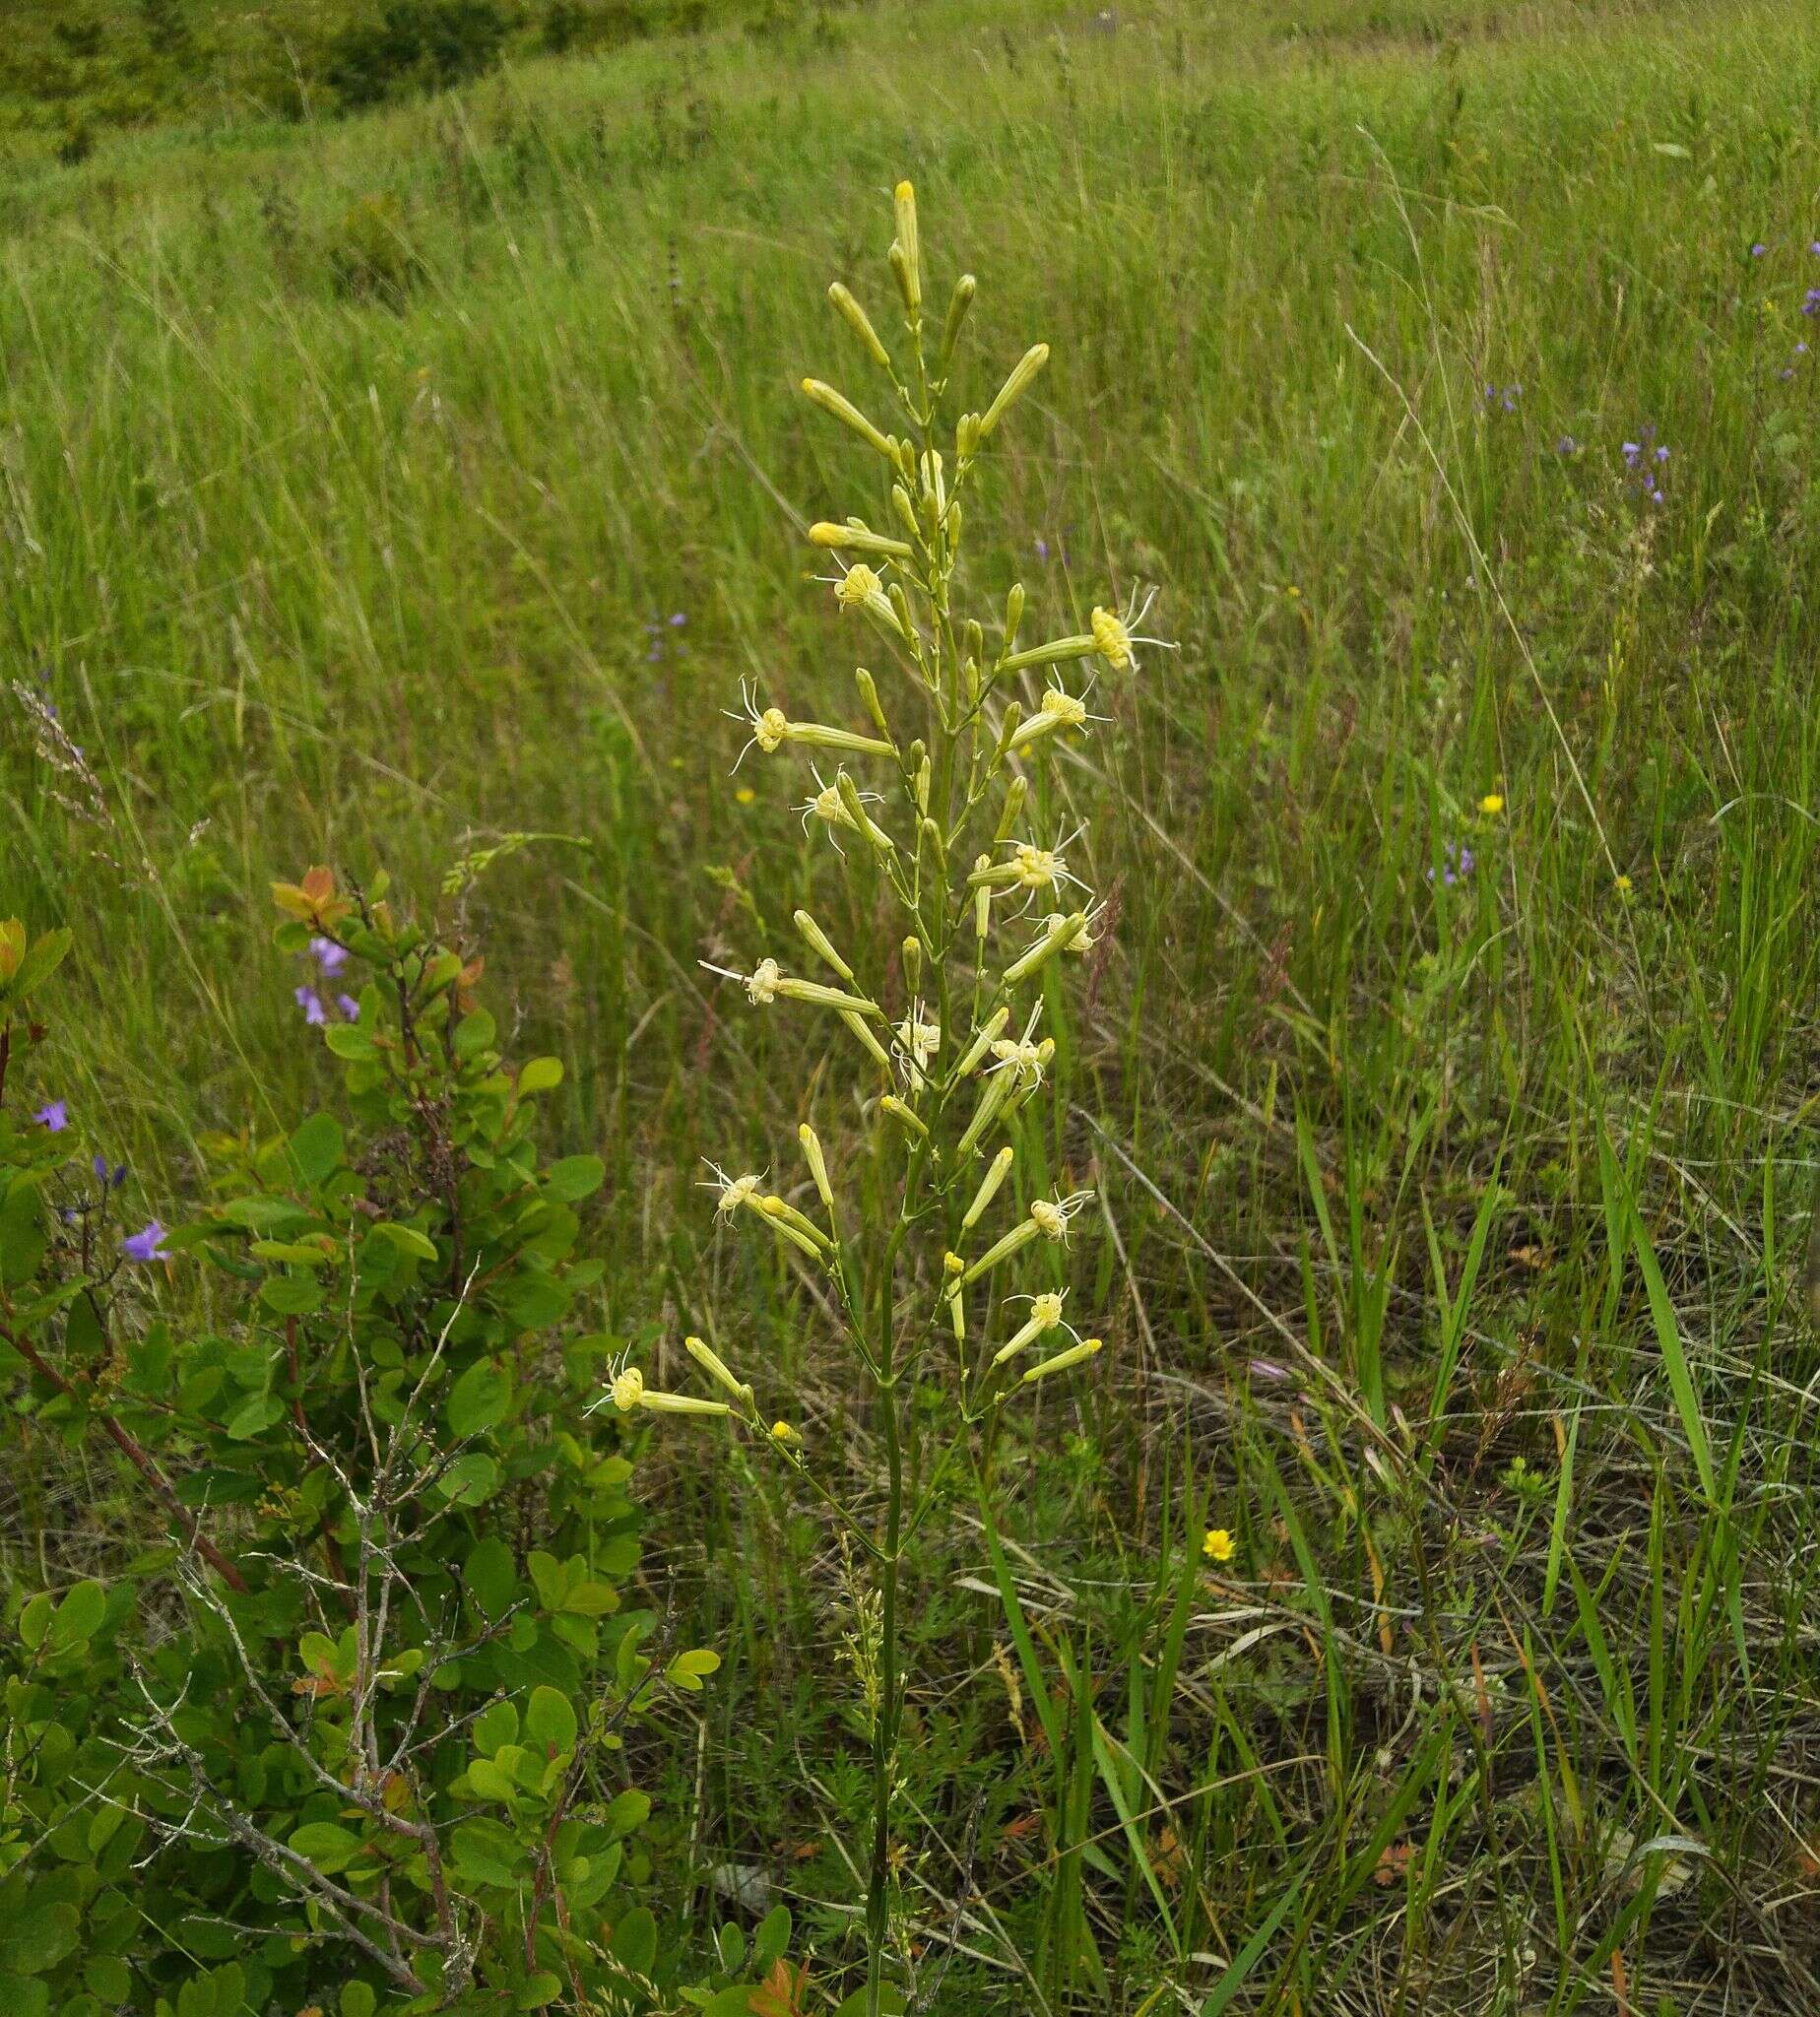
[612,1366,645,1413]
[1478,794,1505,816]
[1614,873,1633,893]
[1090,605,1133,669]
[1202,1527,1235,1564]
[771,1420,800,1445]
[734,785,756,807]
[836,562,882,611]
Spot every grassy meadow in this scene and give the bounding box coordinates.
[13,0,1820,2007]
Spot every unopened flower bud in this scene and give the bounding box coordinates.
[794,908,855,982]
[902,936,922,993]
[879,1093,928,1140]
[798,1122,834,1210]
[892,179,921,312]
[978,344,1049,440]
[962,1144,1015,1230]
[1022,1337,1103,1385]
[827,281,893,370]
[801,377,897,461]
[685,1334,752,1407]
[955,1005,1009,1078]
[854,667,890,737]
[995,775,1028,845]
[938,272,975,374]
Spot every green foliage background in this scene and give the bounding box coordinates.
[9,0,1820,2007]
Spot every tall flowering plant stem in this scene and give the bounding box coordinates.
[610,182,1164,2012]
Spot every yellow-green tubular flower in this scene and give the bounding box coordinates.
[758,1205,827,1265]
[955,1068,1013,1159]
[794,908,855,982]
[774,973,883,1016]
[987,1015,1053,1092]
[893,1004,942,1088]
[892,179,921,312]
[840,1008,894,1073]
[1005,582,1026,652]
[613,1365,733,1418]
[1038,904,1102,956]
[1004,911,1087,987]
[955,411,981,462]
[1007,686,1094,755]
[977,343,1049,441]
[1030,1189,1095,1245]
[789,719,895,759]
[1000,632,1097,675]
[962,1144,1015,1231]
[975,875,993,943]
[879,1094,928,1141]
[728,680,893,767]
[810,520,916,561]
[962,1214,1041,1285]
[758,1193,831,1254]
[901,934,923,994]
[706,1165,766,1219]
[938,272,975,376]
[991,1289,1068,1367]
[642,1392,734,1415]
[698,955,783,1005]
[800,767,890,857]
[967,856,1024,893]
[890,485,920,543]
[826,282,893,371]
[1022,1336,1103,1385]
[1090,587,1172,674]
[798,1123,834,1210]
[854,668,890,738]
[801,377,899,462]
[992,702,1023,766]
[954,1005,1010,1079]
[685,1334,753,1407]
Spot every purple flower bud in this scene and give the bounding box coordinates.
[294,986,327,1026]
[93,1152,126,1190]
[669,612,686,626]
[1752,242,1768,256]
[337,995,360,1022]
[33,1100,68,1133]
[122,1220,169,1264]
[308,936,349,977]
[1248,1358,1290,1383]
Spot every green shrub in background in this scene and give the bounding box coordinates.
[324,0,510,113]
[0,884,776,2011]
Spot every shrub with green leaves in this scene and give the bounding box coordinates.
[0,879,758,2011]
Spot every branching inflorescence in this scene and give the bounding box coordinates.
[606,181,1168,2011]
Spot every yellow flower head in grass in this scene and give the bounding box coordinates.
[1090,586,1172,674]
[1202,1527,1235,1564]
[836,562,883,610]
[1478,793,1505,816]
[1090,605,1134,669]
[1614,873,1633,893]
